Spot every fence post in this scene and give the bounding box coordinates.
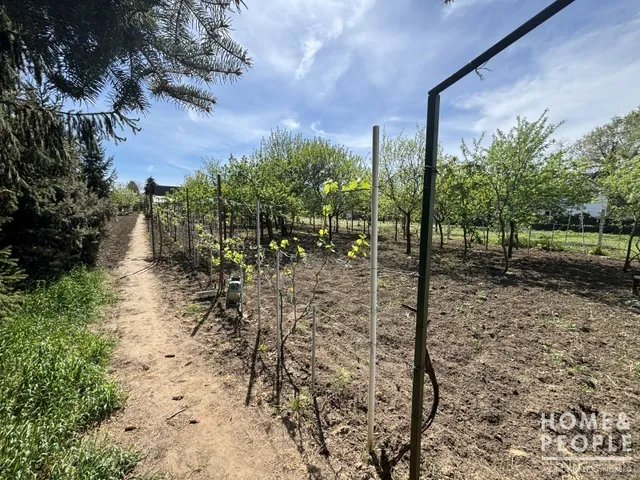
[150,194,156,259]
[173,202,177,241]
[311,305,317,397]
[186,188,192,258]
[581,211,586,253]
[157,210,163,259]
[275,250,281,404]
[217,175,224,292]
[256,200,262,331]
[564,213,571,249]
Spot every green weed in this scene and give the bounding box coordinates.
[184,303,204,316]
[0,268,138,479]
[545,314,578,331]
[332,367,352,394]
[287,390,311,416]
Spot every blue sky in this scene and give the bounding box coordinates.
[104,0,640,188]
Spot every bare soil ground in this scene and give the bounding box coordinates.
[152,221,640,479]
[99,215,313,479]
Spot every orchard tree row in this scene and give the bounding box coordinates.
[161,107,640,272]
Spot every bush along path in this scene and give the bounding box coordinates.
[0,268,138,480]
[100,214,306,479]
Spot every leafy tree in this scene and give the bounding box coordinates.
[112,184,141,212]
[463,112,563,272]
[601,155,640,271]
[290,137,361,227]
[322,175,370,241]
[126,181,140,194]
[434,153,458,248]
[380,126,426,255]
[574,107,640,248]
[447,159,492,255]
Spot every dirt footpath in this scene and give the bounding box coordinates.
[102,215,307,479]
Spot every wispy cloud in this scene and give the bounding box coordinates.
[452,15,640,142]
[442,0,501,18]
[282,118,300,129]
[166,160,194,172]
[310,122,326,136]
[295,38,323,80]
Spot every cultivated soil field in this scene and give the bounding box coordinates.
[152,220,640,479]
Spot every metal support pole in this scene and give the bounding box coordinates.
[257,201,262,331]
[409,93,440,479]
[581,211,586,253]
[367,125,380,451]
[217,175,224,292]
[311,305,317,397]
[186,188,192,258]
[409,3,576,477]
[149,194,156,259]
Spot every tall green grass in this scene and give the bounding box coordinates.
[0,268,138,479]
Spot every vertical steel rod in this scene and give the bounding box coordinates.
[409,93,440,479]
[409,3,577,477]
[256,201,262,331]
[311,305,317,397]
[367,125,380,451]
[217,175,224,292]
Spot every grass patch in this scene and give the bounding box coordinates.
[545,313,579,331]
[0,268,138,479]
[184,302,205,316]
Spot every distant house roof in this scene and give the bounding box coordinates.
[153,185,180,196]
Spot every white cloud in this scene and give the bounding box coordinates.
[237,0,374,87]
[187,110,200,122]
[295,38,324,80]
[309,122,371,153]
[442,0,501,18]
[310,122,326,136]
[282,118,300,129]
[452,16,640,142]
[167,160,194,172]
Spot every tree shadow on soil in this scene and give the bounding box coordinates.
[369,448,393,480]
[379,242,636,308]
[190,301,216,337]
[245,327,261,406]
